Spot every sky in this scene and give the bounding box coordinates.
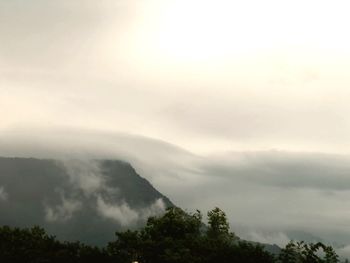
[2,0,350,254]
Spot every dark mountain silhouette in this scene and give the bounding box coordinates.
[0,157,173,245]
[0,157,284,255]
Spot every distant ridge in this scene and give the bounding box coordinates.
[0,157,173,245]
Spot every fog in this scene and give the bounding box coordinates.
[2,0,350,256]
[2,128,350,251]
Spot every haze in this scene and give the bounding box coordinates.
[1,0,350,257]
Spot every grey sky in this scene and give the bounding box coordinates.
[2,0,350,253]
[2,0,350,154]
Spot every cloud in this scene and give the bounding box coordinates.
[336,245,350,260]
[0,126,201,191]
[0,186,8,201]
[96,196,165,226]
[3,127,350,243]
[4,0,350,249]
[2,1,350,155]
[60,159,106,196]
[140,198,166,220]
[45,194,82,222]
[242,231,290,247]
[202,151,350,191]
[2,126,350,247]
[96,196,139,226]
[154,150,350,245]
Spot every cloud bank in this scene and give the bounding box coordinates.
[1,128,350,246]
[2,0,350,155]
[2,0,350,252]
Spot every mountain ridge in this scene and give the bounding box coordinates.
[0,157,173,245]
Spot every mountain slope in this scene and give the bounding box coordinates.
[0,157,173,245]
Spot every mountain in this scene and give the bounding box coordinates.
[0,157,173,245]
[251,241,281,255]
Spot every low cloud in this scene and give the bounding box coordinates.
[152,150,350,246]
[0,127,201,202]
[3,0,350,250]
[203,151,350,191]
[336,245,350,260]
[96,196,165,226]
[241,231,291,247]
[140,198,166,220]
[2,128,350,245]
[45,194,82,222]
[0,186,8,201]
[96,196,140,226]
[60,159,106,196]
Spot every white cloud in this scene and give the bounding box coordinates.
[0,186,8,201]
[140,198,166,220]
[242,231,290,247]
[4,128,350,244]
[2,0,350,247]
[1,0,350,155]
[96,196,166,226]
[45,194,82,222]
[60,159,105,196]
[96,196,139,226]
[336,245,350,260]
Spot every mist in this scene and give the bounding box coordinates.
[2,127,350,251]
[2,0,350,257]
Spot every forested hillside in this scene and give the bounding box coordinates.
[0,207,342,263]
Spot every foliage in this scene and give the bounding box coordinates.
[0,225,110,263]
[0,207,344,263]
[207,207,230,238]
[107,207,275,263]
[278,241,339,263]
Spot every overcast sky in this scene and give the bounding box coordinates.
[2,0,350,154]
[2,0,350,253]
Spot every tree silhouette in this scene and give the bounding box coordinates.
[0,208,343,263]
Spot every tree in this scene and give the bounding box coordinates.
[207,207,231,239]
[107,230,142,263]
[0,208,341,263]
[278,241,339,263]
[139,207,203,263]
[107,206,275,263]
